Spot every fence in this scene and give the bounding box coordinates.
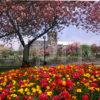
[0,49,100,67]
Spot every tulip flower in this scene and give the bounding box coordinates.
[40,79,48,88]
[66,80,74,88]
[39,93,48,100]
[73,72,80,79]
[59,91,71,100]
[0,64,99,99]
[52,96,60,100]
[82,94,89,100]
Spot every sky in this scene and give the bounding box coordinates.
[0,25,100,50]
[58,25,100,45]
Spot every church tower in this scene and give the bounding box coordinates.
[47,31,57,46]
[47,31,57,57]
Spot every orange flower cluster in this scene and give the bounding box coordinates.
[0,64,100,100]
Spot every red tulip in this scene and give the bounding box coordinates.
[51,81,56,87]
[73,72,80,79]
[81,78,88,83]
[40,79,48,88]
[0,94,5,100]
[82,94,89,100]
[39,93,48,100]
[6,83,13,89]
[15,96,20,100]
[55,75,61,80]
[59,91,71,100]
[23,96,28,100]
[27,96,33,100]
[43,73,50,79]
[66,65,71,70]
[2,89,9,96]
[29,75,33,80]
[57,79,62,86]
[91,82,98,88]
[66,80,74,87]
[52,96,60,100]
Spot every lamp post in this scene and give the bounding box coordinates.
[43,36,46,65]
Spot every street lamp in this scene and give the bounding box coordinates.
[43,36,46,65]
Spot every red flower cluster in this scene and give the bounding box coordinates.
[0,64,100,100]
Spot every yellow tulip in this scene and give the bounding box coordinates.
[72,96,77,100]
[83,73,90,78]
[47,91,52,96]
[36,85,40,89]
[95,88,100,91]
[12,80,16,85]
[32,88,36,93]
[11,94,17,97]
[18,88,24,94]
[2,82,6,86]
[25,88,29,92]
[0,87,2,91]
[46,86,50,90]
[76,89,82,93]
[28,83,34,87]
[38,90,42,94]
[26,92,30,95]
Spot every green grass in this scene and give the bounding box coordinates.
[0,69,9,73]
[0,67,20,73]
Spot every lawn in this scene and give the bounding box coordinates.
[0,64,100,100]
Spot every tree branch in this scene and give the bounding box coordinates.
[0,33,13,39]
[6,9,25,47]
[28,17,57,46]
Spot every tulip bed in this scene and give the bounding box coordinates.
[0,64,100,100]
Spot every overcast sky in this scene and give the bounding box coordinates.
[0,25,100,50]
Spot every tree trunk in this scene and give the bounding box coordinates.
[21,45,30,67]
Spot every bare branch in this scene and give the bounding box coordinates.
[0,33,13,39]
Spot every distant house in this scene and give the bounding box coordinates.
[0,45,12,53]
[0,44,13,58]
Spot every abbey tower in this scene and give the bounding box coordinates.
[47,32,57,57]
[47,31,57,46]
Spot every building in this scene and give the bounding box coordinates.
[19,32,58,57]
[0,44,12,54]
[0,44,13,58]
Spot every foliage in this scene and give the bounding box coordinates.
[0,1,100,45]
[81,45,92,59]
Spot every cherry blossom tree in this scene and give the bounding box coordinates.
[0,1,100,66]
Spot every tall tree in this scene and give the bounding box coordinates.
[0,1,99,66]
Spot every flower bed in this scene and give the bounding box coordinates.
[0,64,100,100]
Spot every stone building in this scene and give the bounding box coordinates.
[19,32,58,58]
[47,32,57,57]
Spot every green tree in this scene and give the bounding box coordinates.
[81,45,92,60]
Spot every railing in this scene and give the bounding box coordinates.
[0,55,100,68]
